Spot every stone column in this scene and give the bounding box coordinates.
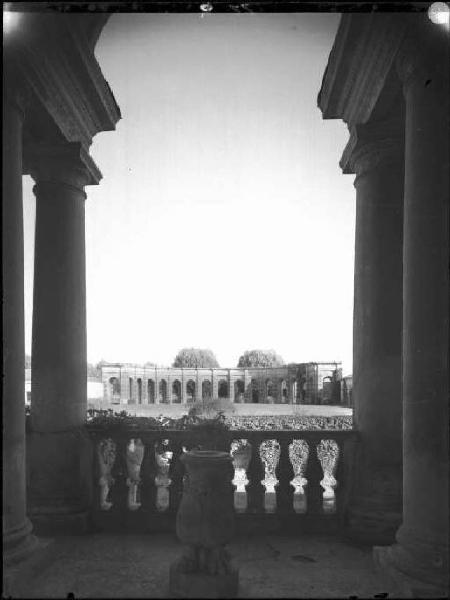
[181,370,186,404]
[142,369,148,404]
[228,371,235,403]
[29,143,99,430]
[196,373,202,402]
[128,376,134,404]
[167,374,173,404]
[155,369,160,404]
[344,128,404,545]
[26,142,101,533]
[212,370,218,399]
[375,35,449,595]
[120,369,127,406]
[3,81,38,563]
[244,370,251,403]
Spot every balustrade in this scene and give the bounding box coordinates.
[89,429,357,531]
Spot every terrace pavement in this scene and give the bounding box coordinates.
[4,532,402,598]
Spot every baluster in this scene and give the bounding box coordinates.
[111,438,129,517]
[305,437,323,515]
[246,436,265,513]
[230,439,251,513]
[276,438,294,515]
[316,438,340,514]
[97,438,117,511]
[169,438,185,513]
[154,438,173,513]
[260,439,280,513]
[289,438,309,514]
[126,438,145,511]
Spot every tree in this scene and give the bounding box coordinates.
[87,359,108,378]
[144,361,156,367]
[237,349,285,368]
[172,348,220,368]
[87,362,101,378]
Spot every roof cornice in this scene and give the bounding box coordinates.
[318,13,408,126]
[6,13,121,148]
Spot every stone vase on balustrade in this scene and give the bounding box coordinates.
[169,450,238,599]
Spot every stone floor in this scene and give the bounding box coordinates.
[4,532,401,599]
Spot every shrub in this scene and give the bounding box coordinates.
[188,398,236,419]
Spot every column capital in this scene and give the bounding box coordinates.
[24,141,102,193]
[340,121,404,181]
[395,19,449,94]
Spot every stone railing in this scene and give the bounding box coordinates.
[89,428,358,533]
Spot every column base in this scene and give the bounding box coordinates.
[344,500,402,545]
[374,544,449,599]
[3,537,54,598]
[3,518,40,565]
[344,462,402,545]
[29,506,91,536]
[169,563,238,599]
[26,429,94,535]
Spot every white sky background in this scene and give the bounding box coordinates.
[23,13,355,373]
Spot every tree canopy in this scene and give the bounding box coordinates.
[87,359,109,378]
[237,349,285,368]
[87,362,101,378]
[172,348,220,368]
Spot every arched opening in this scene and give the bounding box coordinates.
[159,379,167,403]
[109,377,120,403]
[281,380,288,403]
[300,376,307,404]
[172,379,181,403]
[137,378,142,404]
[202,380,212,400]
[251,379,259,403]
[148,379,155,403]
[218,379,228,399]
[266,379,274,402]
[322,376,333,404]
[186,379,195,401]
[234,379,245,403]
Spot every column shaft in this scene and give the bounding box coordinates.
[375,50,449,592]
[346,139,404,544]
[26,143,100,534]
[229,372,235,403]
[2,87,37,562]
[167,375,172,404]
[196,373,202,402]
[31,181,87,431]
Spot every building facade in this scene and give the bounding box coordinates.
[101,362,344,406]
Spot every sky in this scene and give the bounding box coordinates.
[22,13,355,373]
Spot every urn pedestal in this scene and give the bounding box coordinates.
[169,450,239,599]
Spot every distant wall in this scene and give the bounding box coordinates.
[101,362,346,406]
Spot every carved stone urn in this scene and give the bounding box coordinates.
[169,450,238,599]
